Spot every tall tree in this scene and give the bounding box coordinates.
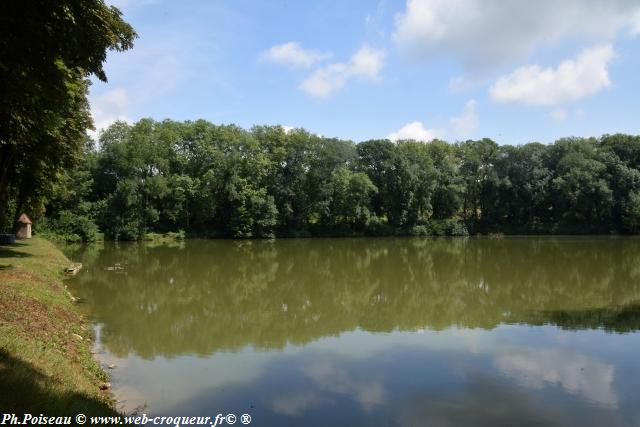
[0,0,136,231]
[547,137,613,231]
[356,139,396,219]
[458,138,500,230]
[427,140,464,220]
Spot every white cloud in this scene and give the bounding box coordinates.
[350,46,385,78]
[393,0,639,68]
[489,45,614,106]
[300,45,385,98]
[387,121,442,142]
[88,88,130,140]
[450,99,478,137]
[262,42,330,68]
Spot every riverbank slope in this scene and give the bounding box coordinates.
[0,237,116,414]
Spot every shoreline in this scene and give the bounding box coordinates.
[40,227,640,245]
[0,237,117,415]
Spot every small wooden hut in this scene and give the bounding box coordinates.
[16,214,32,239]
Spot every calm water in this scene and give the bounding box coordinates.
[63,237,640,426]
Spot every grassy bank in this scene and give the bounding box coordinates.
[0,237,116,415]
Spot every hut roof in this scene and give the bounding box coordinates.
[17,214,32,224]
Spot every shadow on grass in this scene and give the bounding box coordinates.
[0,242,31,260]
[526,303,640,333]
[0,349,118,416]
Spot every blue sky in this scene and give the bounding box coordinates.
[90,0,640,144]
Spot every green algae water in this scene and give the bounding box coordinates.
[63,237,640,426]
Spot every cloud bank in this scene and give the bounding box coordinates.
[393,0,638,68]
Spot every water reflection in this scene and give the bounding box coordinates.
[495,347,617,407]
[146,329,632,427]
[526,305,640,333]
[395,377,624,427]
[64,237,640,358]
[62,237,640,424]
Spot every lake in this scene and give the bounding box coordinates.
[63,237,640,426]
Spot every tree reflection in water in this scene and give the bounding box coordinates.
[64,237,640,358]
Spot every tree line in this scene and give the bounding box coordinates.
[37,119,640,240]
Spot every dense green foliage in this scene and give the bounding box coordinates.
[0,0,136,232]
[40,119,640,240]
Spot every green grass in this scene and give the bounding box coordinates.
[0,237,117,415]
